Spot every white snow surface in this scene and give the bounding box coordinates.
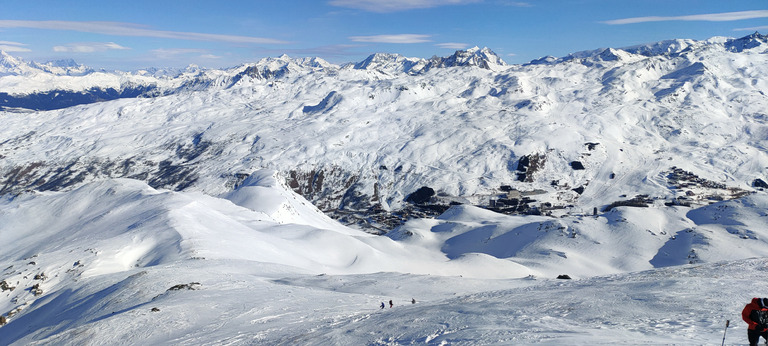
[1,176,768,344]
[1,35,767,215]
[1,34,768,344]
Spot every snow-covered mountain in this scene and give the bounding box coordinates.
[353,46,506,75]
[1,33,766,230]
[0,51,92,76]
[1,33,768,343]
[0,46,508,110]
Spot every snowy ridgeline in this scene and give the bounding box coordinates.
[0,46,506,105]
[1,173,768,344]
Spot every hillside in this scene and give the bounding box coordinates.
[1,175,767,344]
[1,33,767,232]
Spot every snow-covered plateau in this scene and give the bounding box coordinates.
[1,33,768,344]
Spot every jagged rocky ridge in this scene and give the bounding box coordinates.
[0,34,767,232]
[0,47,505,111]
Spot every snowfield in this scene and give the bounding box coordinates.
[1,33,768,344]
[1,174,767,344]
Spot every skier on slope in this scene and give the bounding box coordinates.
[742,297,768,346]
[389,299,393,308]
[380,302,385,309]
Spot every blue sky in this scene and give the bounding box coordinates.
[0,0,766,70]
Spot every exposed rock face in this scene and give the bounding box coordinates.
[30,283,43,296]
[516,154,546,183]
[603,195,654,212]
[167,282,201,291]
[0,280,15,292]
[0,131,224,196]
[0,158,201,196]
[286,167,360,212]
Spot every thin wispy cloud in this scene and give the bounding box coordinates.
[734,25,768,32]
[0,20,288,44]
[0,40,31,52]
[329,0,479,13]
[0,40,27,46]
[350,34,432,43]
[436,42,468,49]
[53,42,130,53]
[603,10,768,25]
[498,1,532,7]
[151,48,209,60]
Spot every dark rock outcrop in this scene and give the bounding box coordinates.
[570,161,585,170]
[516,153,546,182]
[167,282,201,291]
[405,187,435,205]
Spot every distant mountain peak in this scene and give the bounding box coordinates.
[353,47,507,74]
[436,46,507,70]
[230,55,336,84]
[725,31,767,52]
[0,50,16,60]
[353,53,426,74]
[595,47,632,61]
[297,56,334,69]
[34,58,93,76]
[525,33,767,67]
[45,58,80,68]
[0,51,94,76]
[0,50,35,76]
[0,50,25,66]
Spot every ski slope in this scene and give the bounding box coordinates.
[1,174,767,344]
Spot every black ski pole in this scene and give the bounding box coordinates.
[721,319,729,346]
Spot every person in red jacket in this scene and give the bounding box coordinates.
[743,297,768,346]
